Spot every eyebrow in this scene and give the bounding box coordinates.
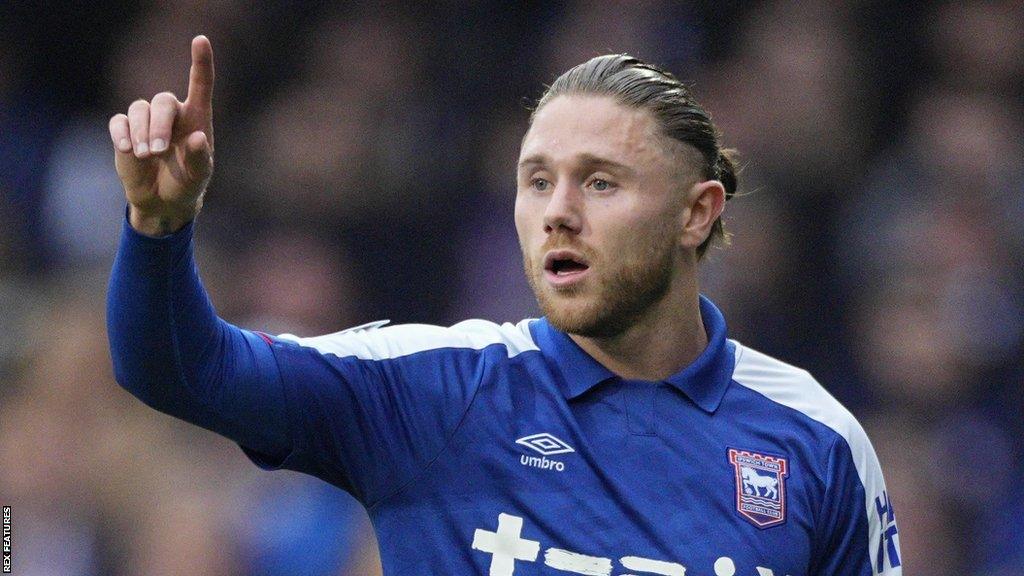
[517,153,636,176]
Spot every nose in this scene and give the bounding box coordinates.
[542,181,583,234]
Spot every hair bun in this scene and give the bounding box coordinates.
[716,149,739,200]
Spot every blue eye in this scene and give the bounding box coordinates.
[591,179,610,191]
[532,178,550,191]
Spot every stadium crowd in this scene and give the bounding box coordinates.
[1,1,1022,574]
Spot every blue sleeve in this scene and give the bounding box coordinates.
[106,208,291,464]
[107,206,486,507]
[254,332,489,506]
[813,435,902,576]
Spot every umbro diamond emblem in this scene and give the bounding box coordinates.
[515,433,575,456]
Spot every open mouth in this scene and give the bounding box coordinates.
[543,250,591,285]
[549,258,589,276]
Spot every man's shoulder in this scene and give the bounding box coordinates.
[730,342,898,571]
[729,341,871,453]
[274,318,540,361]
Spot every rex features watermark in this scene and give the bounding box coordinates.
[3,505,11,574]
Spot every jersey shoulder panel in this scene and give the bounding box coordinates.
[275,317,540,361]
[730,341,864,443]
[731,341,900,575]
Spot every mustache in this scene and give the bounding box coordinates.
[539,235,596,260]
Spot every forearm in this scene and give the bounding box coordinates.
[106,207,290,456]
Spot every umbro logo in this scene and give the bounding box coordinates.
[516,433,574,472]
[516,433,575,456]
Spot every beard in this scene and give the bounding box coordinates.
[522,232,677,338]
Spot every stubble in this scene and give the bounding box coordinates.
[522,229,677,338]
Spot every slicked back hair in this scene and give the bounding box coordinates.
[532,54,736,260]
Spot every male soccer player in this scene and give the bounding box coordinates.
[107,36,902,575]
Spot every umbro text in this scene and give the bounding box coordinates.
[520,455,565,472]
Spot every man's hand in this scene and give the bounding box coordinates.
[109,35,215,237]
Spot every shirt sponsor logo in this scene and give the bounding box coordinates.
[472,512,789,576]
[728,448,789,529]
[516,433,574,472]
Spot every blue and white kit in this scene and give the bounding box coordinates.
[107,212,902,575]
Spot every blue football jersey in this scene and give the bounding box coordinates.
[246,303,901,576]
[108,213,902,576]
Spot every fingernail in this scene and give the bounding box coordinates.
[118,138,131,152]
[136,141,149,155]
[151,138,167,153]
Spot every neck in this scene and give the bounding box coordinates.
[569,273,708,382]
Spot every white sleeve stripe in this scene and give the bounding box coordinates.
[276,318,540,360]
[730,341,900,575]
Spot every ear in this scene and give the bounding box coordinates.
[679,179,726,250]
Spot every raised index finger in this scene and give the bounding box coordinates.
[185,35,215,111]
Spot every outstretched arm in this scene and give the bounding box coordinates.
[106,35,291,463]
[105,36,486,505]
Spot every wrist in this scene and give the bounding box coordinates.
[128,205,197,237]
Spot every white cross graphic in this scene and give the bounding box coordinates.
[472,513,541,576]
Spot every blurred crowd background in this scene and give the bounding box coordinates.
[1,1,1022,574]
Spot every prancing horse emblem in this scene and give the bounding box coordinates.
[728,448,789,529]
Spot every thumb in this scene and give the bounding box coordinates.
[183,130,214,183]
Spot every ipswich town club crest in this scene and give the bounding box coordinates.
[728,448,789,528]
